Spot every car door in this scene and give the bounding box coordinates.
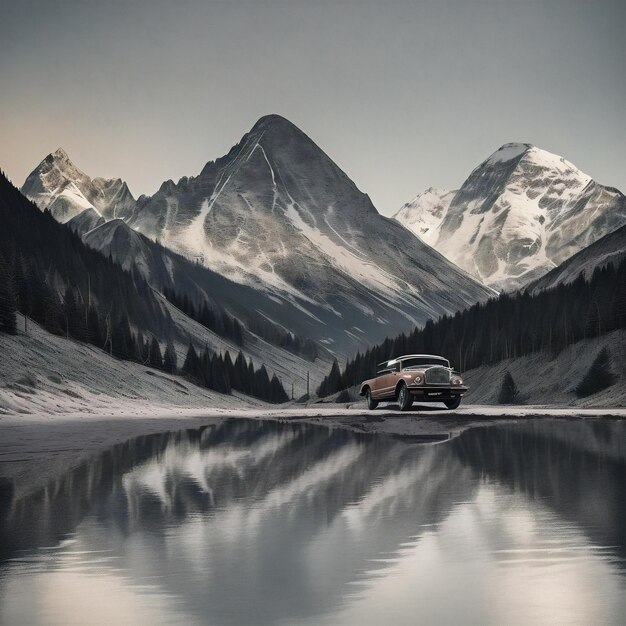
[373,364,399,398]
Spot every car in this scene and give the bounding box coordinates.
[358,354,467,411]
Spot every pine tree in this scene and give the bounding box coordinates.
[254,365,271,401]
[498,371,521,404]
[182,344,201,382]
[111,315,133,360]
[148,337,163,369]
[575,348,616,398]
[163,341,178,374]
[235,351,249,393]
[85,305,103,347]
[63,285,85,340]
[43,286,63,335]
[270,374,289,403]
[318,359,341,397]
[211,354,231,394]
[0,254,17,334]
[224,351,240,390]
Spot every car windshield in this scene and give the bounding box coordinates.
[401,357,449,370]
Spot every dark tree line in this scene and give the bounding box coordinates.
[163,285,244,346]
[318,259,626,396]
[0,172,171,341]
[0,172,289,403]
[180,345,288,403]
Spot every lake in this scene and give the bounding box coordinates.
[0,418,624,625]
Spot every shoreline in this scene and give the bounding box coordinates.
[1,404,624,501]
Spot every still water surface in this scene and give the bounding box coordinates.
[0,418,624,625]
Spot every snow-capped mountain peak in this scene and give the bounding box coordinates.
[394,143,626,291]
[22,149,136,223]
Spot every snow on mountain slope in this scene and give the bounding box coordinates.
[394,143,626,292]
[120,115,493,351]
[527,224,626,294]
[77,219,332,385]
[21,148,135,222]
[393,188,457,247]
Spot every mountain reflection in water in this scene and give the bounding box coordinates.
[0,418,624,626]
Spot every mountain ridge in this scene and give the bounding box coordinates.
[22,115,494,354]
[22,148,136,222]
[394,143,626,291]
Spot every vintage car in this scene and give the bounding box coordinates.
[359,354,467,411]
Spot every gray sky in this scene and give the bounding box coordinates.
[1,0,624,215]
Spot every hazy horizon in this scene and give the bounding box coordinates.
[1,0,624,215]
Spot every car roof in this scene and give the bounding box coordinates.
[377,354,448,367]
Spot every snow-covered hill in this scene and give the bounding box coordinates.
[22,148,135,222]
[24,116,493,354]
[527,224,626,294]
[394,143,626,291]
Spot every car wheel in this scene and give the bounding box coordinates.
[398,383,413,411]
[366,389,378,410]
[444,397,461,410]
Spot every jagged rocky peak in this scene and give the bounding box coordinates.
[51,146,71,162]
[394,143,626,292]
[22,149,136,223]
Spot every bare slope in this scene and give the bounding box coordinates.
[0,315,258,417]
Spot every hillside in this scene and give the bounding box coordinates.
[527,224,626,294]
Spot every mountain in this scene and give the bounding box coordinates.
[394,143,626,291]
[117,114,493,352]
[527,223,626,294]
[1,174,330,390]
[67,207,105,236]
[393,188,457,247]
[21,148,135,222]
[79,218,330,352]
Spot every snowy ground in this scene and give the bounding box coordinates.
[0,315,264,418]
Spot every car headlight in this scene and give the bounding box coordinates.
[413,376,422,384]
[452,377,463,385]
